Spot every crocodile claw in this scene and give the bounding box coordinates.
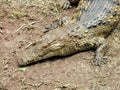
[62,0,71,10]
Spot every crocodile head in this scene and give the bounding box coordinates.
[17,29,76,66]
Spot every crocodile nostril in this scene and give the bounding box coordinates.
[17,56,30,66]
[17,57,26,66]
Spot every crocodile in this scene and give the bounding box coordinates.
[18,0,120,66]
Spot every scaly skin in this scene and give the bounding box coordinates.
[18,0,120,66]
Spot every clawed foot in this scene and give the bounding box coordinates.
[94,55,108,66]
[44,16,71,33]
[44,19,63,33]
[62,0,71,10]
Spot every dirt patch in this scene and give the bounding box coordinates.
[0,0,120,90]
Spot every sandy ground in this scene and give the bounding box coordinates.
[0,0,120,90]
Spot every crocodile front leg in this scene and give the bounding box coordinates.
[44,0,80,33]
[95,41,108,66]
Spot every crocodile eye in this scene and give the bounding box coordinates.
[49,42,65,51]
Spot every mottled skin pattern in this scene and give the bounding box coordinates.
[18,0,120,66]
